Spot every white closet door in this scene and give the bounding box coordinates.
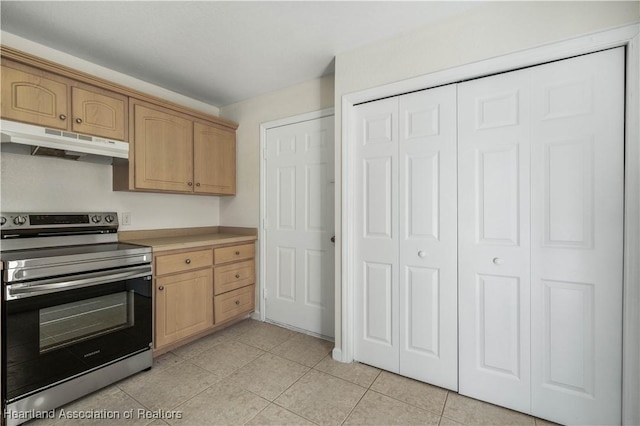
[530,47,624,425]
[353,97,400,372]
[398,85,458,390]
[458,69,532,413]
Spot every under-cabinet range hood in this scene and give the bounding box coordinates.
[0,120,128,163]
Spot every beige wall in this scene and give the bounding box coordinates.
[332,1,640,351]
[218,75,335,227]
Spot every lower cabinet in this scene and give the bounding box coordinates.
[155,269,213,348]
[153,242,256,352]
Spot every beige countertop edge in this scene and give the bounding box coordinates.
[119,228,257,252]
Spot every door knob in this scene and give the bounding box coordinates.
[185,259,191,264]
[418,250,427,258]
[235,274,240,279]
[492,257,504,265]
[158,286,164,291]
[75,118,83,124]
[235,300,240,305]
[331,236,336,243]
[59,114,67,120]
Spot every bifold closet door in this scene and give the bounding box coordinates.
[459,47,624,425]
[458,67,532,413]
[398,86,458,390]
[529,47,624,425]
[353,86,458,390]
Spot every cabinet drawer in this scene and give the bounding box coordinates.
[214,244,255,264]
[214,260,255,295]
[155,249,213,276]
[214,285,255,324]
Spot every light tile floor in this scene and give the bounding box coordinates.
[27,319,558,426]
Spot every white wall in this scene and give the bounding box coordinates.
[218,74,335,227]
[0,152,220,229]
[0,32,223,230]
[332,1,640,352]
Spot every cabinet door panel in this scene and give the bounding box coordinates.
[155,269,213,349]
[72,86,126,141]
[1,65,69,129]
[194,122,236,194]
[133,103,193,192]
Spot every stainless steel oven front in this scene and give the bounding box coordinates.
[1,212,153,426]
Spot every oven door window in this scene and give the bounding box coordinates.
[39,291,134,353]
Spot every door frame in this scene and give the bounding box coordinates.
[259,108,335,323]
[339,24,640,424]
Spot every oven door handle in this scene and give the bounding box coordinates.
[5,265,152,300]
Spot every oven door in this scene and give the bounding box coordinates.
[2,266,152,403]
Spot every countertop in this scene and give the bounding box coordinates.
[119,226,257,252]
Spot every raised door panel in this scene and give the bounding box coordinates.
[398,85,458,390]
[71,86,127,141]
[155,269,213,349]
[133,103,193,192]
[530,47,624,425]
[458,68,531,413]
[353,97,400,372]
[1,64,69,129]
[193,122,236,195]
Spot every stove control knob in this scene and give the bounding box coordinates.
[104,215,115,223]
[0,216,6,226]
[91,215,102,223]
[13,216,27,226]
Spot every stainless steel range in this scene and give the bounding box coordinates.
[0,212,153,426]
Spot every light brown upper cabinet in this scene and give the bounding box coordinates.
[116,99,237,195]
[1,60,127,141]
[194,122,236,195]
[132,102,194,192]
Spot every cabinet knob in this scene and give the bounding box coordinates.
[158,286,164,291]
[185,259,191,264]
[235,274,240,279]
[235,251,240,255]
[418,250,427,258]
[235,300,240,305]
[59,114,67,120]
[75,118,83,124]
[492,257,504,265]
[188,182,193,186]
[196,183,201,187]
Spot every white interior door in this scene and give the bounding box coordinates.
[353,97,400,372]
[529,47,624,425]
[458,67,532,413]
[264,115,335,338]
[398,86,458,391]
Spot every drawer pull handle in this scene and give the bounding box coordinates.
[235,274,240,279]
[235,251,240,255]
[185,259,191,264]
[235,300,240,305]
[158,286,164,291]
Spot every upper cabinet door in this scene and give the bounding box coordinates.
[1,64,69,130]
[71,86,127,141]
[133,103,194,192]
[193,122,236,195]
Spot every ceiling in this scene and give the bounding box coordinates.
[0,1,481,107]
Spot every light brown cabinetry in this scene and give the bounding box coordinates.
[213,243,255,324]
[117,100,237,195]
[1,60,127,140]
[152,242,255,352]
[154,248,214,349]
